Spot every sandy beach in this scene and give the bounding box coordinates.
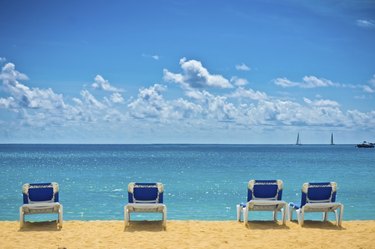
[1,220,374,249]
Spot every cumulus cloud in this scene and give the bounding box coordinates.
[92,75,122,92]
[110,92,125,103]
[235,63,250,71]
[0,62,130,128]
[363,85,374,93]
[356,19,375,28]
[163,57,232,89]
[228,87,268,101]
[230,76,248,86]
[362,74,375,93]
[0,97,15,109]
[81,90,106,110]
[275,74,375,94]
[274,76,339,88]
[0,63,28,82]
[128,84,168,119]
[1,58,375,142]
[273,77,298,88]
[0,63,65,110]
[303,97,340,107]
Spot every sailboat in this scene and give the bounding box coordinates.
[330,133,334,145]
[296,133,301,145]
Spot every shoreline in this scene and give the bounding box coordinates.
[1,220,375,248]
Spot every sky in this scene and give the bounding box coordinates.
[0,0,375,144]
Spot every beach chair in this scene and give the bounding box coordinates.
[20,182,63,228]
[289,182,344,226]
[237,180,287,226]
[124,182,167,229]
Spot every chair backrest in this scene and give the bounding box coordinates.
[22,182,59,204]
[247,180,283,202]
[128,182,164,204]
[300,182,337,207]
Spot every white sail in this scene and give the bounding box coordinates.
[296,133,301,145]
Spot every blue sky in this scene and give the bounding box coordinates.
[0,0,374,144]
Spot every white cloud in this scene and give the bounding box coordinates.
[274,75,338,88]
[363,85,374,93]
[0,63,65,110]
[235,63,250,71]
[356,19,375,28]
[80,90,106,110]
[362,74,375,93]
[110,92,125,103]
[274,77,298,88]
[128,84,168,119]
[172,98,204,119]
[347,110,375,127]
[1,58,375,143]
[298,74,375,94]
[163,57,232,89]
[0,63,28,81]
[302,76,337,88]
[92,75,122,92]
[142,53,160,60]
[0,97,15,109]
[229,87,268,101]
[304,97,340,107]
[230,76,248,86]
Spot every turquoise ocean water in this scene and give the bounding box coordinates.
[0,144,374,221]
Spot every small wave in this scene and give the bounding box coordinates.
[112,188,123,192]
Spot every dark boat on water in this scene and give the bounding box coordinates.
[357,141,374,148]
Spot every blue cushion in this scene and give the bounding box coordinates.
[134,187,158,201]
[307,182,333,201]
[300,182,335,207]
[248,180,280,201]
[129,183,163,203]
[26,183,55,203]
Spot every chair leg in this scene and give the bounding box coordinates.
[296,209,303,226]
[124,207,129,227]
[162,206,167,229]
[300,209,304,226]
[58,205,63,228]
[284,205,288,224]
[289,207,293,221]
[273,211,277,221]
[323,211,328,221]
[338,205,344,227]
[19,207,24,228]
[334,210,338,225]
[236,205,241,222]
[243,209,248,226]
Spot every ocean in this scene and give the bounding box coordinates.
[0,144,374,221]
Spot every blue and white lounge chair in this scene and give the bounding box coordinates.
[237,180,287,225]
[124,182,167,229]
[289,182,344,226]
[20,182,63,228]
